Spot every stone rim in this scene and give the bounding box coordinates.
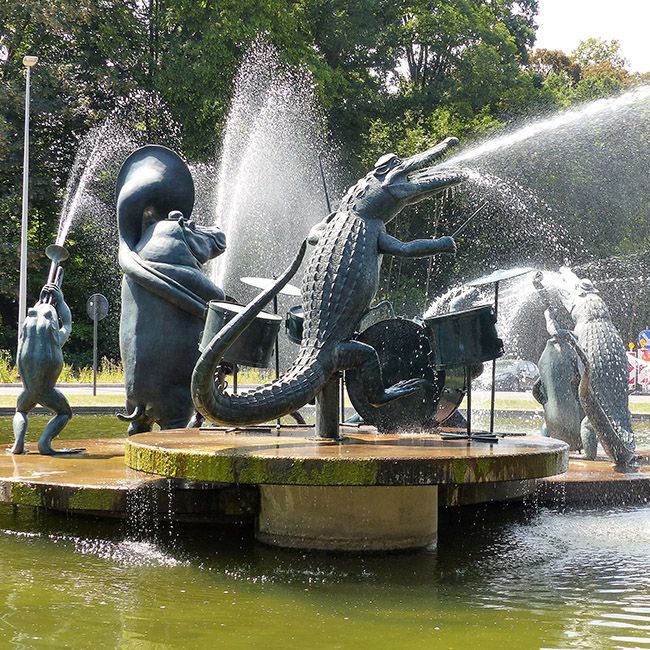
[125,429,569,486]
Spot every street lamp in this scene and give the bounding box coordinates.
[17,54,38,352]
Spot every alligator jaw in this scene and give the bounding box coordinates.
[383,137,466,204]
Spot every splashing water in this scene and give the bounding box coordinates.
[211,38,346,297]
[424,84,650,340]
[442,85,650,168]
[56,120,137,246]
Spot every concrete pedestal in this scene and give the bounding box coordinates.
[256,484,438,551]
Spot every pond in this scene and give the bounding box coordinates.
[0,416,649,649]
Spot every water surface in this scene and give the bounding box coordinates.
[0,416,649,649]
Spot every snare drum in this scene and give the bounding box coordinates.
[200,301,281,368]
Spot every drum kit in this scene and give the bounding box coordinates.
[204,270,519,441]
[201,276,302,422]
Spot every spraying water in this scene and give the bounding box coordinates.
[443,84,650,167]
[211,39,346,298]
[56,120,136,246]
[425,84,650,341]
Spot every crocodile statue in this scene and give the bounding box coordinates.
[534,270,636,468]
[192,138,465,426]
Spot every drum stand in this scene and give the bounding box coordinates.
[440,366,498,444]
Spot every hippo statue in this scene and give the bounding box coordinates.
[11,284,83,455]
[117,145,226,433]
[534,270,636,468]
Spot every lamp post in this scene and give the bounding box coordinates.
[17,55,38,352]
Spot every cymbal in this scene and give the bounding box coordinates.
[467,267,534,287]
[240,276,302,297]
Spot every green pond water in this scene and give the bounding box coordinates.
[0,416,649,649]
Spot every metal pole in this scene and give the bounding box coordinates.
[273,294,280,426]
[466,365,472,439]
[17,65,33,352]
[92,303,98,396]
[318,154,332,213]
[489,281,499,433]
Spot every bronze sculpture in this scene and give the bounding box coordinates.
[116,145,227,432]
[11,283,81,455]
[192,138,465,426]
[533,271,637,468]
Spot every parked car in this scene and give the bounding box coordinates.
[473,358,539,392]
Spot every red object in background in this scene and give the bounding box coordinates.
[627,350,650,392]
[638,349,650,391]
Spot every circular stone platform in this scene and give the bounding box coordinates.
[125,427,568,551]
[0,438,257,522]
[125,427,568,485]
[538,450,650,505]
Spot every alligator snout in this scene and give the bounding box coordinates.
[383,137,466,204]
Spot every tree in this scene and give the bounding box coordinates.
[572,37,627,69]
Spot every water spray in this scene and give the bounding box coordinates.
[451,201,489,238]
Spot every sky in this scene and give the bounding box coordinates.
[534,0,650,72]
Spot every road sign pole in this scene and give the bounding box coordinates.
[93,302,98,396]
[86,294,109,397]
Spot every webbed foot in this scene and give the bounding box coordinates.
[371,378,426,407]
[38,446,85,456]
[7,444,26,455]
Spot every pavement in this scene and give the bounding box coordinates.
[1,384,649,419]
[0,383,126,396]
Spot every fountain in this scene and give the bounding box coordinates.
[212,40,343,295]
[2,40,650,650]
[3,45,650,559]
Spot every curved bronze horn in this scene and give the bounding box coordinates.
[116,144,195,250]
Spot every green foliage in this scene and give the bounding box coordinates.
[1,1,648,360]
[572,38,627,69]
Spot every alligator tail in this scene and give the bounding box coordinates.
[554,328,636,467]
[191,240,323,426]
[117,404,145,422]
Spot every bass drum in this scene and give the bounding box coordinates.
[345,318,466,433]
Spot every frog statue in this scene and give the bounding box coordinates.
[10,283,82,455]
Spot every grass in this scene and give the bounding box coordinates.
[0,349,274,386]
[2,347,649,414]
[0,350,125,384]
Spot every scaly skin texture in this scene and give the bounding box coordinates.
[569,289,636,466]
[535,271,636,468]
[192,138,466,426]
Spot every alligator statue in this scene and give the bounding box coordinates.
[11,283,83,455]
[192,138,465,426]
[533,270,636,468]
[116,145,226,433]
[531,289,584,450]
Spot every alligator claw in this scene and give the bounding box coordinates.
[371,378,426,407]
